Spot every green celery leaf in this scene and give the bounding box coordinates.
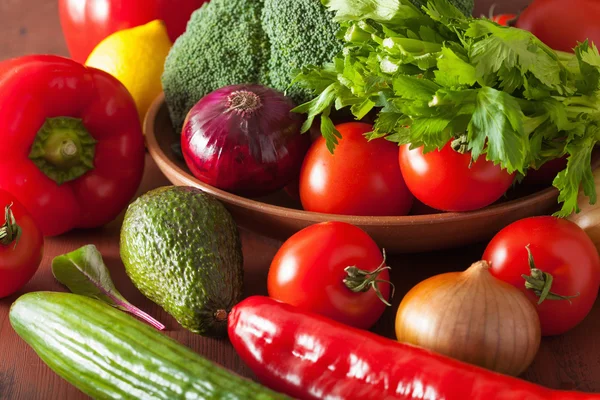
[423,0,468,23]
[385,125,413,144]
[554,132,598,216]
[497,66,523,94]
[321,105,343,154]
[435,46,477,87]
[393,75,440,100]
[291,64,338,93]
[351,98,376,119]
[467,87,528,173]
[323,0,422,24]
[410,116,454,150]
[293,83,339,134]
[575,40,600,95]
[537,98,573,131]
[467,21,563,91]
[371,111,405,137]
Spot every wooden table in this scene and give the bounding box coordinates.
[1,1,599,399]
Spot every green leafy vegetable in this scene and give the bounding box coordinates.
[293,0,600,216]
[52,244,165,330]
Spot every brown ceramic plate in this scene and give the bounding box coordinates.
[145,93,597,253]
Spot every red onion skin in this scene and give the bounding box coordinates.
[181,84,310,197]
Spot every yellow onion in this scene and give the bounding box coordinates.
[395,261,541,376]
[568,166,600,254]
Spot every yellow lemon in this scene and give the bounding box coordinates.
[85,20,172,127]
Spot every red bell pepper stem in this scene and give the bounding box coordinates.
[229,296,600,400]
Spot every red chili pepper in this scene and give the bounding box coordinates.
[0,55,145,237]
[229,296,600,400]
[59,0,208,64]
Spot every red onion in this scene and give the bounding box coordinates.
[181,84,310,197]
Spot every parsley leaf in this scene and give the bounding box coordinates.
[467,87,528,173]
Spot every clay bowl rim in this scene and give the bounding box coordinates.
[145,92,575,227]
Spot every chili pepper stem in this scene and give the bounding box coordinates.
[521,245,580,304]
[0,203,21,248]
[343,249,396,306]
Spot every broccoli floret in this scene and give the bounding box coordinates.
[162,0,342,132]
[261,0,342,105]
[162,0,268,131]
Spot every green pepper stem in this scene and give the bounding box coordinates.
[28,117,97,185]
[0,204,21,248]
[521,245,579,304]
[343,250,395,306]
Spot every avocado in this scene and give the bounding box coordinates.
[120,186,243,337]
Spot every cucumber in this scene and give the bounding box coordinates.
[9,292,289,400]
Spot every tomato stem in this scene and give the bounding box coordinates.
[521,245,580,304]
[343,249,395,306]
[0,204,21,249]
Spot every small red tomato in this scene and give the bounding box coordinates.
[491,14,517,26]
[483,216,600,336]
[267,221,392,330]
[0,190,44,298]
[399,142,515,212]
[299,122,413,216]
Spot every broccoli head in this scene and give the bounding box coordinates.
[162,0,342,131]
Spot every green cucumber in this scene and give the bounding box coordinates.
[9,292,289,400]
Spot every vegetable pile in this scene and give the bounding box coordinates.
[5,0,600,399]
[294,0,600,216]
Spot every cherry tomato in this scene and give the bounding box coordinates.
[516,0,600,53]
[491,14,517,26]
[398,142,515,212]
[300,122,413,216]
[483,216,600,336]
[267,221,392,330]
[0,190,44,298]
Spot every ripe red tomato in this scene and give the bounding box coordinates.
[0,191,44,298]
[491,14,517,26]
[267,221,392,330]
[299,122,413,216]
[398,142,516,212]
[483,216,600,336]
[516,0,600,53]
[59,0,207,63]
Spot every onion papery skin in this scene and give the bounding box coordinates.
[181,84,310,197]
[395,261,541,377]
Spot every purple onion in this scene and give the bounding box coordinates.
[181,84,310,197]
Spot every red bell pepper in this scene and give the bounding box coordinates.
[229,296,600,400]
[0,55,145,237]
[59,0,209,64]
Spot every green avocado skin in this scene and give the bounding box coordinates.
[120,186,244,338]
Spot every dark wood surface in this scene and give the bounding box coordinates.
[1,0,599,399]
